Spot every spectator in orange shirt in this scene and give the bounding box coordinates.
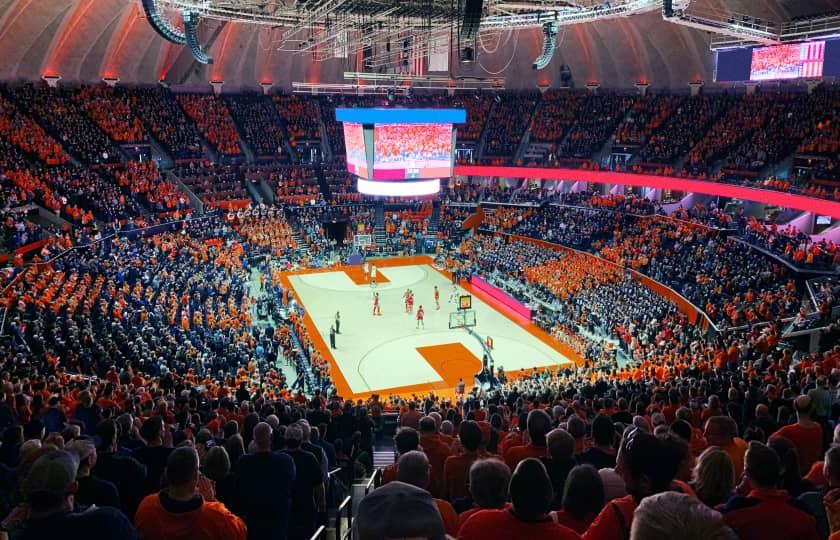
[582,429,687,540]
[399,401,423,430]
[457,458,512,529]
[504,409,552,470]
[458,458,580,540]
[719,441,819,540]
[551,464,605,534]
[704,416,748,478]
[381,427,420,485]
[444,420,484,501]
[397,450,459,537]
[133,446,247,540]
[419,416,452,498]
[770,395,824,476]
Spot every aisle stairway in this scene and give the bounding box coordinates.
[374,203,386,249]
[315,164,332,201]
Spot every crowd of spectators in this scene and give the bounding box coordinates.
[482,93,539,160]
[176,162,248,206]
[529,90,588,144]
[129,88,204,160]
[75,86,145,144]
[249,163,321,205]
[272,94,322,151]
[12,84,122,164]
[612,94,683,147]
[224,94,287,159]
[556,94,634,159]
[319,163,359,204]
[684,94,770,175]
[741,219,840,270]
[0,94,70,166]
[638,93,732,165]
[1,207,47,253]
[176,95,242,157]
[451,94,493,142]
[112,161,190,217]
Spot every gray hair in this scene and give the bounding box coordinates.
[631,492,737,540]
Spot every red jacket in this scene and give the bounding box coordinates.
[720,489,819,540]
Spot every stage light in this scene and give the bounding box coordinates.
[532,21,558,70]
[183,10,213,65]
[141,0,186,44]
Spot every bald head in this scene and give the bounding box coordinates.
[794,395,813,420]
[396,450,430,489]
[253,422,273,451]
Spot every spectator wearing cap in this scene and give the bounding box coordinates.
[10,449,138,540]
[459,458,580,540]
[419,416,452,498]
[66,438,120,510]
[457,458,512,528]
[541,428,578,510]
[770,395,824,476]
[92,419,148,519]
[504,409,552,470]
[41,396,67,435]
[397,450,459,536]
[382,427,420,485]
[551,464,605,534]
[235,422,296,540]
[353,481,446,540]
[576,416,617,470]
[631,491,736,540]
[444,420,484,501]
[280,422,324,540]
[719,441,819,540]
[582,428,685,540]
[134,446,246,540]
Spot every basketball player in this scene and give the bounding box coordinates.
[416,305,425,329]
[434,286,440,310]
[372,292,381,316]
[363,260,370,281]
[403,289,411,313]
[407,290,414,313]
[449,283,459,304]
[371,263,377,283]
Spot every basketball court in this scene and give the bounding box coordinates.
[279,256,579,398]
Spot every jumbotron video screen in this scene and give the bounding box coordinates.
[335,108,466,196]
[372,123,454,180]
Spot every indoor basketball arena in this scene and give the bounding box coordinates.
[0,1,839,539]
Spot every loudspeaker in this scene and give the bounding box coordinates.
[460,0,483,40]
